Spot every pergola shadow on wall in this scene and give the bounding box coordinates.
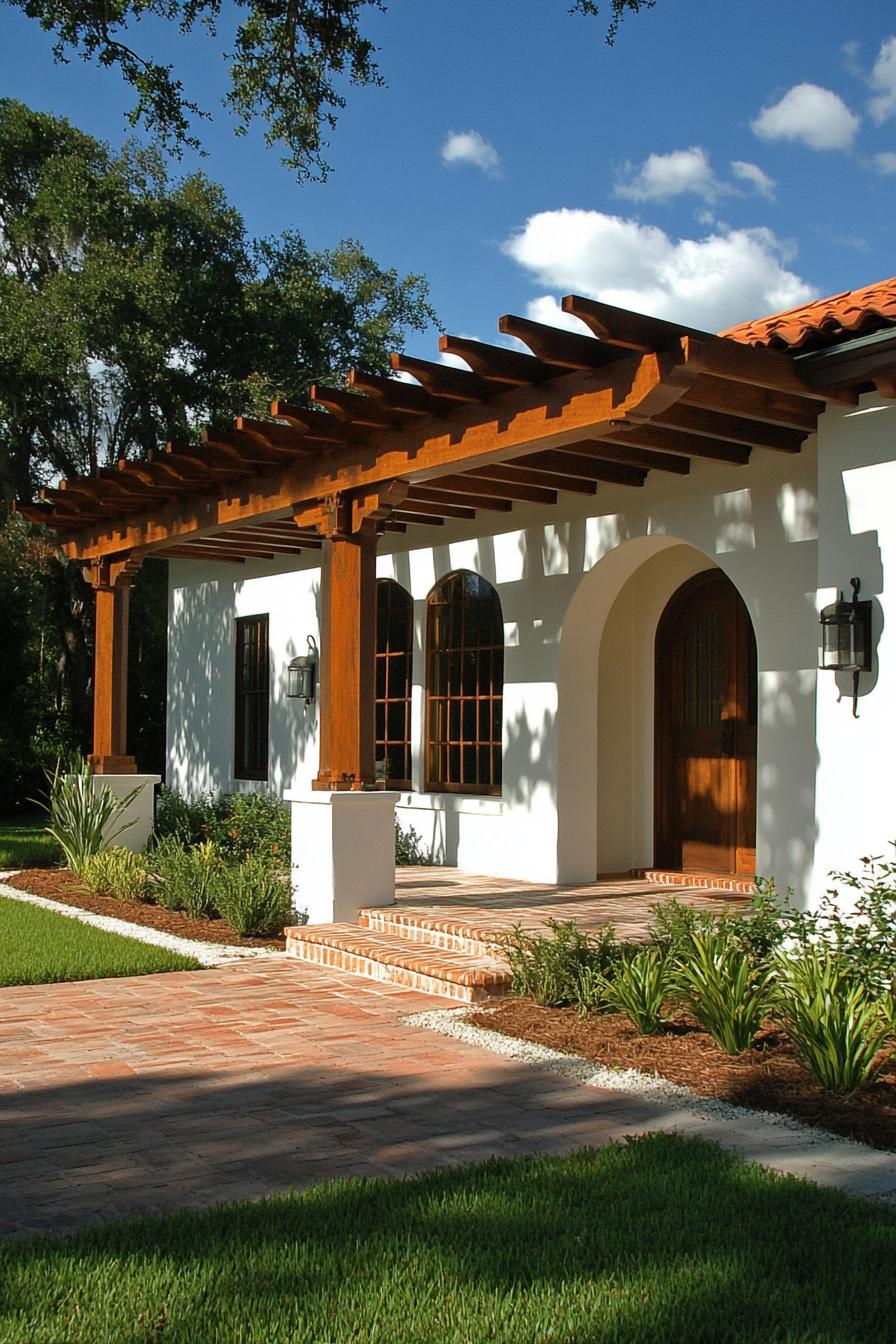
[18,295,879,795]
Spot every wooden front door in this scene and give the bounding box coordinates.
[655,570,757,875]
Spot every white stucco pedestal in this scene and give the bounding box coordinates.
[285,789,399,924]
[91,774,160,853]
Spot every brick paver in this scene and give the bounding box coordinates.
[3,956,895,1240]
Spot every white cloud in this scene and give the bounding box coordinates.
[730,160,777,200]
[502,208,818,333]
[869,36,896,123]
[751,83,860,151]
[440,130,502,176]
[615,146,723,202]
[873,150,896,174]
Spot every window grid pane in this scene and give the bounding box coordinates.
[375,580,413,788]
[426,571,503,795]
[235,615,269,781]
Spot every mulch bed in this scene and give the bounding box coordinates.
[4,869,287,951]
[469,997,896,1153]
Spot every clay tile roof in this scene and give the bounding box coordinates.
[720,276,896,351]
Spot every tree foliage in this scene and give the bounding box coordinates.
[5,1,655,180]
[0,98,435,787]
[0,98,433,503]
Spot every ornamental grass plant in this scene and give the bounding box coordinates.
[210,858,294,936]
[773,947,895,1095]
[80,846,151,902]
[674,930,773,1054]
[39,756,144,876]
[150,839,221,918]
[601,945,672,1034]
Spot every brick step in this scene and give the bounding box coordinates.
[285,923,511,1002]
[633,869,756,898]
[358,907,505,959]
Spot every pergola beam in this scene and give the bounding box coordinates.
[498,314,619,370]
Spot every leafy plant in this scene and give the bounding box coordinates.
[395,820,435,867]
[773,948,895,1095]
[648,889,787,969]
[38,756,145,876]
[81,847,151,903]
[501,920,619,1009]
[674,931,772,1054]
[154,789,291,870]
[602,946,672,1034]
[772,854,896,995]
[151,839,221,919]
[211,860,294,937]
[218,793,291,869]
[153,789,232,848]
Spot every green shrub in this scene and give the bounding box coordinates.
[151,838,221,918]
[648,889,786,968]
[153,787,229,847]
[773,947,895,1095]
[768,852,896,995]
[395,819,436,866]
[674,931,772,1054]
[602,946,672,1034]
[81,846,151,902]
[38,755,145,875]
[211,859,294,937]
[501,919,619,1008]
[154,788,290,870]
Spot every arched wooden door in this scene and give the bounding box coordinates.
[655,570,757,875]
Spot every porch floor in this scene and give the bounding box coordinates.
[387,868,751,945]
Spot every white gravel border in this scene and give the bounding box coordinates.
[0,876,283,967]
[405,1005,896,1193]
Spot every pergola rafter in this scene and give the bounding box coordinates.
[16,294,858,784]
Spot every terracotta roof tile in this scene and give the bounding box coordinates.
[721,276,896,351]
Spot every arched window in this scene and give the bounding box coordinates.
[426,570,503,795]
[375,579,413,788]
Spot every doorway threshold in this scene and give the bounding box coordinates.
[630,869,756,898]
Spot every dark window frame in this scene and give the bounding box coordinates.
[425,570,503,796]
[234,614,269,781]
[375,579,413,789]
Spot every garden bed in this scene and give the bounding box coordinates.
[469,997,896,1153]
[5,869,286,950]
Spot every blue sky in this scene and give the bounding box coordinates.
[1,1,895,358]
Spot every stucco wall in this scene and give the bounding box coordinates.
[166,413,875,904]
[811,394,896,904]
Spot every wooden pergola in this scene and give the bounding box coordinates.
[16,297,870,787]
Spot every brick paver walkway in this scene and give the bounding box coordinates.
[3,958,895,1239]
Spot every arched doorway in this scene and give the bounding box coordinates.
[654,570,757,875]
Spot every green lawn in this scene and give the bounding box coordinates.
[0,896,200,986]
[0,815,59,870]
[0,1135,892,1344]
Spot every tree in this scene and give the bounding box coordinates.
[4,2,655,181]
[0,98,435,777]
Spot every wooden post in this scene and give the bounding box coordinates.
[86,557,141,775]
[296,484,408,791]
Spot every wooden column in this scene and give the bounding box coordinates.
[86,557,141,774]
[297,484,408,791]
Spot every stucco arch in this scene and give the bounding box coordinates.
[556,535,752,882]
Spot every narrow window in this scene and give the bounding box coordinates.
[235,615,269,781]
[426,571,503,795]
[375,579,413,788]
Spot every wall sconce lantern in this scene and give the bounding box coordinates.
[288,637,317,705]
[819,577,872,717]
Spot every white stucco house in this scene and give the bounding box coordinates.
[23,275,896,920]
